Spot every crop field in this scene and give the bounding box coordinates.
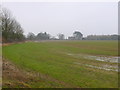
[2,40,119,88]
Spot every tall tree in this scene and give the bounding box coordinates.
[58,33,65,40]
[36,32,50,40]
[0,7,25,43]
[27,32,35,40]
[73,31,83,40]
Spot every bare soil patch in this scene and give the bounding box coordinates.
[2,58,74,88]
[2,59,33,88]
[2,42,26,46]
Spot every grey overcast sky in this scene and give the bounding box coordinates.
[2,2,118,38]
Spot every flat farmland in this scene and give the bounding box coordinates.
[2,40,119,88]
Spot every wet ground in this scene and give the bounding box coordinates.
[74,62,118,72]
[66,52,119,72]
[66,53,119,63]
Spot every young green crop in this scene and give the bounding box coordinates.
[3,41,118,88]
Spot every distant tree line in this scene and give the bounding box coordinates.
[27,32,50,41]
[84,35,120,40]
[1,8,119,43]
[0,8,25,43]
[26,32,120,41]
[26,31,83,41]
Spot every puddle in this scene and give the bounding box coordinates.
[74,62,118,72]
[66,53,119,63]
[85,64,118,72]
[84,56,119,63]
[62,52,119,71]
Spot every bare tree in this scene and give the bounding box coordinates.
[1,7,25,42]
[27,32,35,40]
[36,32,50,40]
[73,31,83,40]
[58,33,65,40]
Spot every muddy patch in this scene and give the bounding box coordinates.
[84,56,119,63]
[85,64,118,72]
[74,62,118,72]
[66,53,119,63]
[67,52,119,72]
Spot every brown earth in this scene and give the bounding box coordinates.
[2,58,76,88]
[2,42,24,46]
[0,56,2,89]
[2,59,33,88]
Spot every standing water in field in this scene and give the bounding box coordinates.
[65,52,119,71]
[84,56,119,63]
[66,53,119,63]
[74,62,118,72]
